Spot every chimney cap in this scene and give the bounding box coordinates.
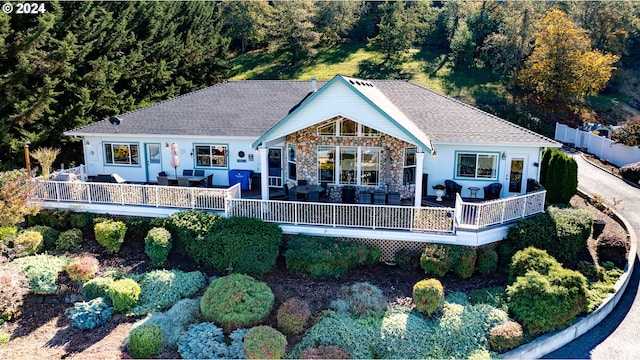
[310,76,317,92]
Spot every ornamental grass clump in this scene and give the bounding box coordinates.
[489,321,524,352]
[94,220,126,253]
[420,243,455,277]
[129,324,163,358]
[244,326,287,359]
[56,228,83,252]
[65,255,100,281]
[200,273,274,332]
[276,298,311,335]
[108,278,141,313]
[413,278,445,316]
[67,297,113,329]
[130,269,206,315]
[144,227,172,266]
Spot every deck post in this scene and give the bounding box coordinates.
[259,147,269,201]
[414,152,425,207]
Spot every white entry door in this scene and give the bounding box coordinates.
[145,143,163,182]
[506,154,527,195]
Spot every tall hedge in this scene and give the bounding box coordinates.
[540,148,577,204]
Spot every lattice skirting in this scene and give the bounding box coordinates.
[340,237,427,262]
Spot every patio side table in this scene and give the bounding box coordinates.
[468,187,480,198]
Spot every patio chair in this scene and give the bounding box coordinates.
[388,192,401,205]
[445,180,463,199]
[182,169,193,176]
[307,190,320,202]
[288,187,298,201]
[158,171,167,177]
[359,191,372,204]
[483,183,502,200]
[177,177,191,187]
[373,191,386,205]
[157,176,170,186]
[298,179,307,186]
[319,181,329,201]
[200,174,213,188]
[194,169,205,177]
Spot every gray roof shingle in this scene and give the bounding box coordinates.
[66,76,557,147]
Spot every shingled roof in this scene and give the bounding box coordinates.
[65,75,557,147]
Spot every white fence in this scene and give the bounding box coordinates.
[555,123,640,167]
[455,191,546,229]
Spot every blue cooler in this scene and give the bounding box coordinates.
[228,169,253,190]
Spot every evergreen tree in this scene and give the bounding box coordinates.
[270,1,320,67]
[367,1,414,66]
[313,0,363,45]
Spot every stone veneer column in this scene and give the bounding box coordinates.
[414,152,425,207]
[259,147,269,201]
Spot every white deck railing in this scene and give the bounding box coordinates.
[455,190,547,228]
[32,180,240,211]
[226,199,456,233]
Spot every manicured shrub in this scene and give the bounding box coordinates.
[0,226,18,242]
[277,298,311,335]
[177,322,247,359]
[165,210,222,252]
[469,286,507,311]
[136,298,201,348]
[550,267,589,317]
[27,226,59,251]
[10,254,70,294]
[489,321,524,352]
[506,269,587,335]
[65,255,100,281]
[144,227,172,266]
[244,326,287,360]
[28,210,72,231]
[67,297,113,329]
[195,216,282,277]
[125,217,158,243]
[129,324,163,358]
[14,231,43,256]
[394,249,421,271]
[619,161,640,184]
[130,269,206,315]
[476,246,498,275]
[94,220,126,253]
[285,235,380,279]
[509,247,562,283]
[596,232,629,269]
[83,277,115,300]
[547,206,592,262]
[413,278,445,316]
[330,282,388,315]
[56,228,83,251]
[108,278,141,313]
[420,243,454,277]
[0,268,29,321]
[451,246,477,279]
[200,273,274,332]
[70,212,95,231]
[540,147,577,204]
[300,345,351,359]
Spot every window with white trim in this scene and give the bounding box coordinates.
[403,147,416,185]
[456,152,498,180]
[195,145,228,168]
[104,143,139,165]
[317,146,380,186]
[318,146,335,183]
[317,116,381,137]
[287,144,297,180]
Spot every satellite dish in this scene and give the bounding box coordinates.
[109,116,122,132]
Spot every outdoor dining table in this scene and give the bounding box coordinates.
[166,175,206,186]
[291,185,325,195]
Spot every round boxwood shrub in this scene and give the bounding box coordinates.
[15,231,43,255]
[451,246,476,279]
[27,226,59,251]
[277,298,311,335]
[596,232,629,269]
[244,326,287,360]
[300,345,351,359]
[83,277,115,300]
[94,220,126,253]
[509,247,561,283]
[200,273,274,332]
[109,278,141,313]
[65,255,100,281]
[412,278,444,316]
[56,228,83,251]
[129,324,163,358]
[394,249,421,271]
[489,321,523,352]
[144,227,172,266]
[420,244,454,277]
[476,246,498,275]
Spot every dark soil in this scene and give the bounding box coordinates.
[0,192,628,359]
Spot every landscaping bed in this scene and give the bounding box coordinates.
[0,194,628,359]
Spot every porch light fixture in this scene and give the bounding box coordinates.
[85,141,91,147]
[501,152,506,160]
[431,151,437,158]
[165,142,170,149]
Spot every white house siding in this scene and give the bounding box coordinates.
[81,135,259,184]
[423,143,543,198]
[263,80,425,149]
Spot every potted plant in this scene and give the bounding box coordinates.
[433,184,445,201]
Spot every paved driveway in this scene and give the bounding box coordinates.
[544,153,640,359]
